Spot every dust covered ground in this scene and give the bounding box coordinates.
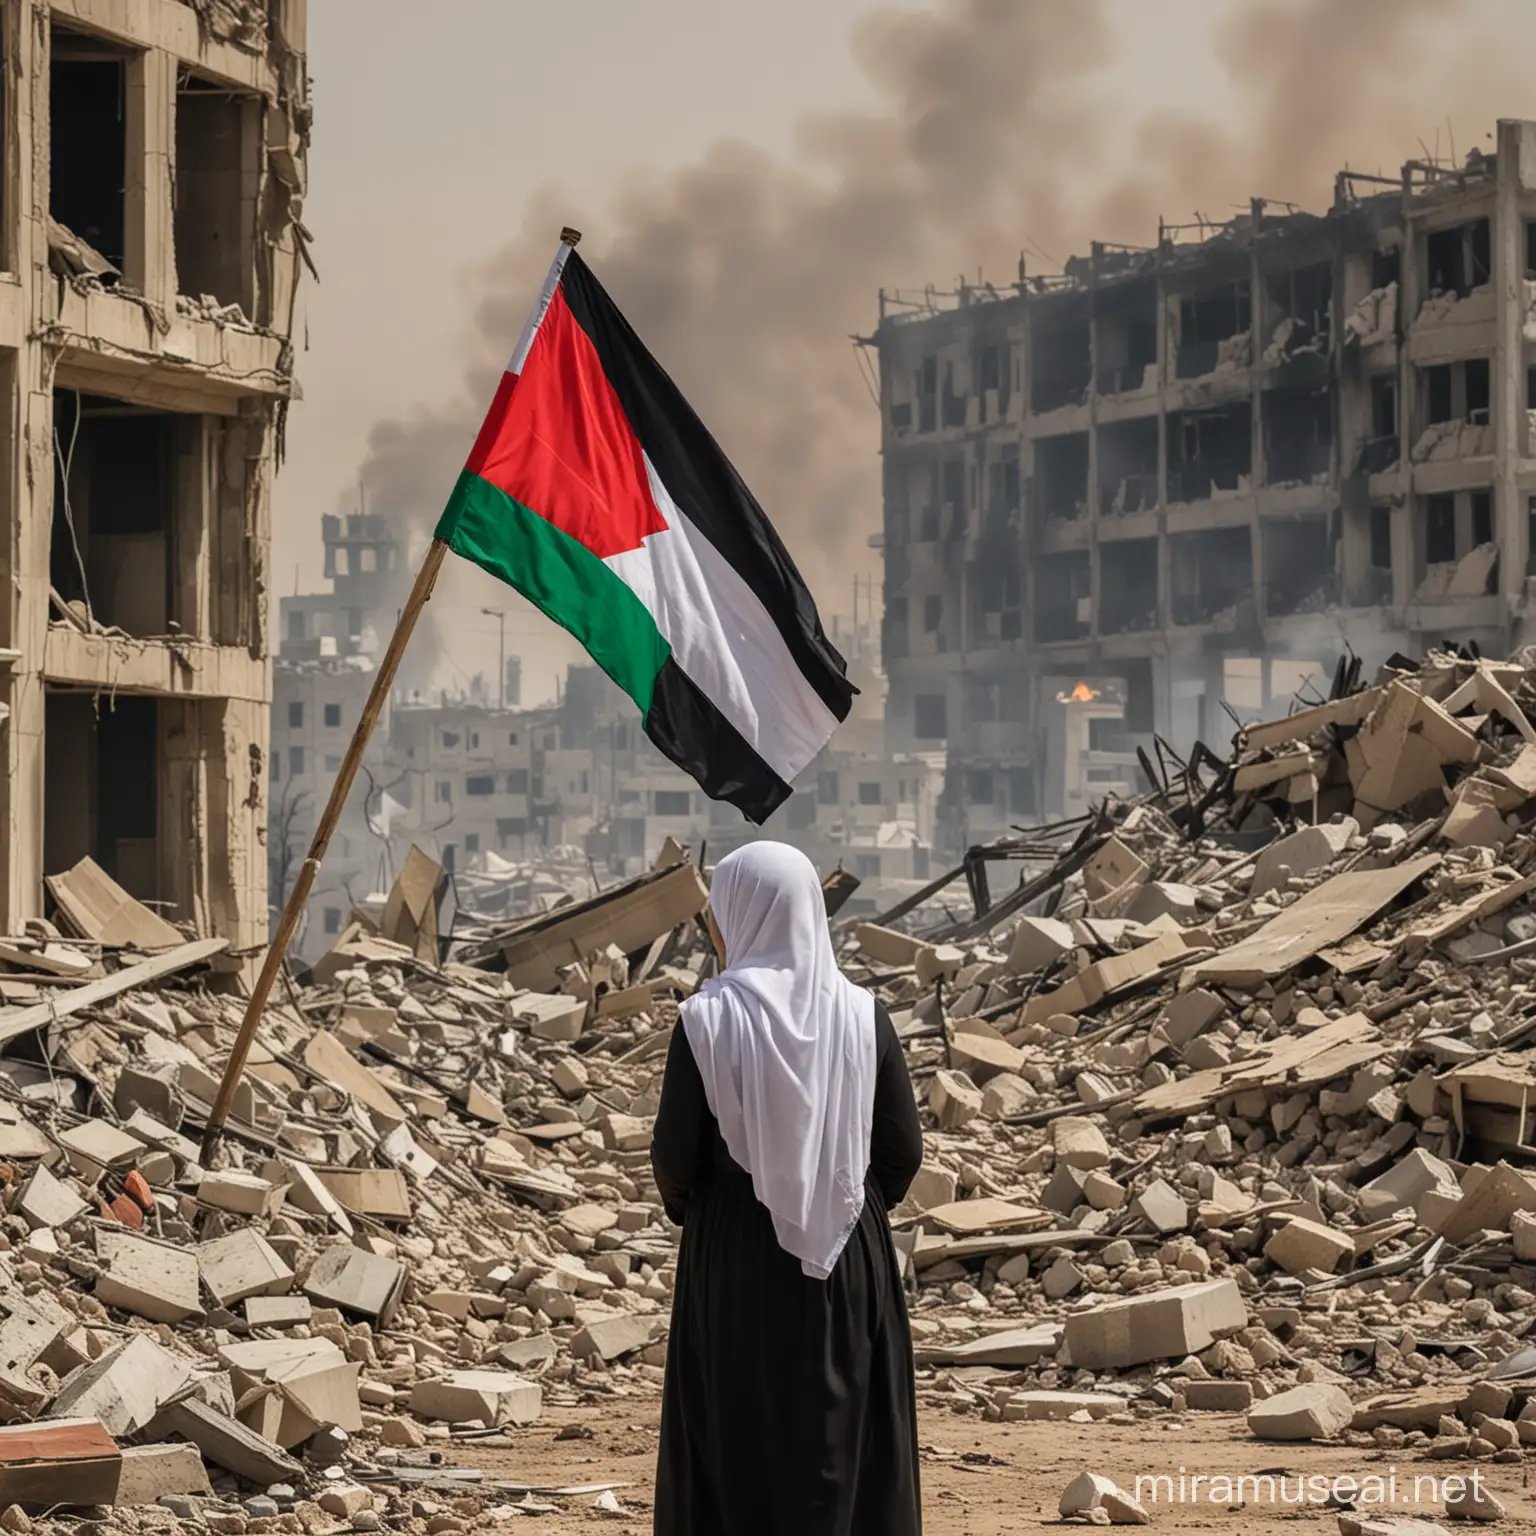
[449,1400,1536,1531]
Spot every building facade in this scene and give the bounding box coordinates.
[18,0,308,948]
[875,120,1536,853]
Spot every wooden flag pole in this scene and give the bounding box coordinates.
[199,225,583,1166]
[200,537,449,1163]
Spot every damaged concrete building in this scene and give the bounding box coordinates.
[875,119,1536,851]
[23,0,309,947]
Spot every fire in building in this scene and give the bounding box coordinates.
[15,0,309,948]
[874,119,1536,855]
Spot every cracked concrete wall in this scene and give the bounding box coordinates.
[2,0,306,951]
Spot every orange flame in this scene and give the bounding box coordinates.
[1056,681,1100,703]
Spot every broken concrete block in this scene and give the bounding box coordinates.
[113,1063,186,1130]
[146,1398,302,1485]
[263,1156,354,1237]
[1083,836,1150,913]
[1059,1471,1149,1524]
[95,1229,201,1324]
[1041,1162,1088,1215]
[409,1369,543,1426]
[197,1170,286,1217]
[551,1057,589,1098]
[1154,988,1226,1051]
[1247,1382,1354,1441]
[1444,1479,1506,1521]
[58,1119,143,1180]
[948,1026,1024,1083]
[571,1315,653,1362]
[114,1442,211,1506]
[1252,820,1358,896]
[302,1244,406,1326]
[1183,1379,1254,1411]
[980,1073,1035,1118]
[1063,1279,1248,1370]
[1511,1208,1536,1261]
[928,1070,983,1129]
[52,1335,194,1438]
[855,923,925,968]
[905,1166,957,1212]
[316,1484,374,1519]
[514,992,589,1042]
[1007,915,1075,975]
[1053,1116,1110,1170]
[597,1112,651,1151]
[1131,1178,1188,1233]
[1127,881,1201,927]
[496,1334,558,1370]
[1082,1170,1128,1211]
[915,944,964,987]
[1359,1148,1461,1222]
[1041,1257,1084,1298]
[1003,1390,1119,1422]
[197,1229,294,1307]
[1264,1215,1354,1275]
[1435,1160,1536,1243]
[245,1295,312,1329]
[221,1338,362,1445]
[561,1203,620,1240]
[17,1164,87,1231]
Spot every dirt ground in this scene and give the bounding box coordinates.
[448,1400,1536,1531]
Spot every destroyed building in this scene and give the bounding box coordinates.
[875,119,1536,850]
[28,0,309,950]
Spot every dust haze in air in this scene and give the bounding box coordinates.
[355,0,1517,687]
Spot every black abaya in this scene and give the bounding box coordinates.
[650,1001,924,1536]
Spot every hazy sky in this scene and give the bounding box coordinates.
[277,0,1530,705]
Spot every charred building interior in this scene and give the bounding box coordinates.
[875,120,1536,853]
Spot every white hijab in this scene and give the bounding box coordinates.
[682,841,877,1280]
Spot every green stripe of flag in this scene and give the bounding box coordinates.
[435,469,670,716]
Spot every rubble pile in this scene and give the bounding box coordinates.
[0,850,714,1523]
[10,648,1536,1525]
[848,648,1536,1493]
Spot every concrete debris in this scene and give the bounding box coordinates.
[1059,1470,1150,1523]
[14,652,1536,1517]
[1247,1382,1355,1440]
[832,646,1536,1482]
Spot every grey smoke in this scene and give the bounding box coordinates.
[354,0,1521,653]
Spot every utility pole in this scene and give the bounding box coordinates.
[481,607,506,709]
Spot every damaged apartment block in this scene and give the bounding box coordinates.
[874,123,1536,853]
[15,2,311,946]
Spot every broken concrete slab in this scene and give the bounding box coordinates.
[1251,819,1359,897]
[145,1397,302,1484]
[1006,915,1076,976]
[1194,856,1440,988]
[94,1229,201,1325]
[409,1369,543,1427]
[51,1335,194,1438]
[197,1229,295,1307]
[1263,1215,1354,1275]
[571,1316,655,1363]
[301,1243,407,1325]
[1247,1382,1354,1441]
[1063,1279,1248,1371]
[114,1442,211,1506]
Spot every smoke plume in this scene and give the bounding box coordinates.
[356,0,1519,672]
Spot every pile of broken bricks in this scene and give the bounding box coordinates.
[844,647,1536,1526]
[0,850,714,1525]
[9,648,1536,1527]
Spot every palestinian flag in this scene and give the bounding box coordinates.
[434,240,854,823]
